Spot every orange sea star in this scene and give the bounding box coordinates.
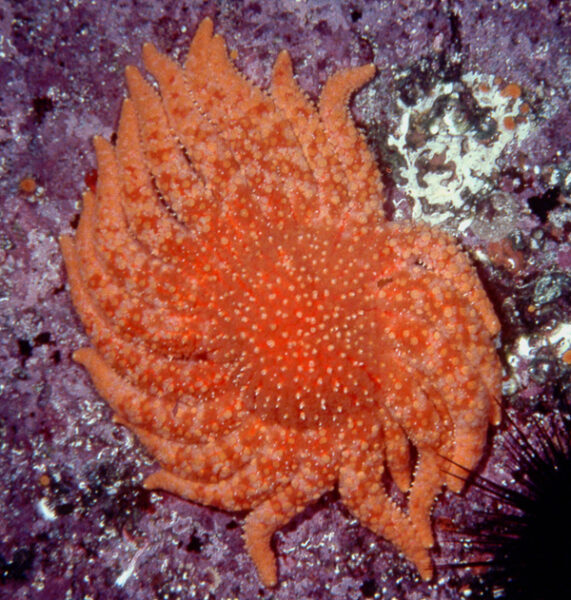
[60,18,502,587]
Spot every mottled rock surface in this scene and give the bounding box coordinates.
[1,1,569,599]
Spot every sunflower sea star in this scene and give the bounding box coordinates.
[60,18,502,587]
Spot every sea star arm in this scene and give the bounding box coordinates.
[444,383,495,491]
[407,277,498,488]
[139,42,244,203]
[143,460,286,513]
[381,412,413,492]
[116,77,267,294]
[115,99,267,347]
[385,223,501,345]
[338,446,433,581]
[408,447,448,548]
[72,151,203,356]
[122,419,266,483]
[139,42,273,265]
[145,425,338,586]
[143,423,306,512]
[61,235,226,402]
[377,270,497,492]
[114,99,211,264]
[243,462,337,587]
[85,171,199,312]
[318,64,383,224]
[72,347,239,444]
[123,66,213,227]
[178,19,316,226]
[379,269,501,491]
[270,50,353,225]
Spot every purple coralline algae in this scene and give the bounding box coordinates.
[1,1,569,599]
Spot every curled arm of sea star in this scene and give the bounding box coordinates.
[72,156,202,356]
[85,172,199,311]
[72,347,236,444]
[377,271,497,492]
[318,63,383,224]
[143,424,307,512]
[413,287,499,489]
[60,236,226,401]
[123,66,214,228]
[271,50,364,228]
[408,448,448,548]
[444,383,497,492]
[143,461,283,514]
[114,99,211,263]
[385,224,501,348]
[124,418,267,483]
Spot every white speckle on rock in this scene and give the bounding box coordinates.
[388,72,533,227]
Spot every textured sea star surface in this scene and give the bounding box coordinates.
[60,18,502,587]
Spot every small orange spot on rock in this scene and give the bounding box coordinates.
[487,239,525,272]
[39,474,51,487]
[563,349,571,365]
[503,115,516,130]
[501,82,522,99]
[19,177,37,195]
[519,102,530,115]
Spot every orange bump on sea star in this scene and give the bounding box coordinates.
[60,18,502,587]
